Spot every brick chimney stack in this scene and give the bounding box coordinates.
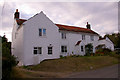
[14,9,19,19]
[86,22,91,29]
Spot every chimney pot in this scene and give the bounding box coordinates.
[86,22,91,29]
[87,22,88,25]
[14,9,19,19]
[16,9,18,12]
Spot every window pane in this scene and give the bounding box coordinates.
[82,35,85,40]
[62,33,64,39]
[43,29,46,36]
[38,47,42,54]
[61,33,66,39]
[81,46,83,52]
[34,47,37,49]
[34,50,37,54]
[61,46,64,52]
[65,46,67,52]
[48,47,52,54]
[64,33,66,39]
[61,46,67,52]
[39,29,42,36]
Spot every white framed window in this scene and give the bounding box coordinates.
[61,33,66,39]
[39,28,46,36]
[48,47,52,54]
[82,35,85,40]
[61,46,67,52]
[33,47,42,54]
[90,35,94,41]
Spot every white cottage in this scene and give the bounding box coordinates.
[12,9,114,66]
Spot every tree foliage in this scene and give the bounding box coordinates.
[1,35,18,80]
[105,33,120,48]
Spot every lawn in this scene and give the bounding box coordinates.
[22,56,119,72]
[12,56,119,78]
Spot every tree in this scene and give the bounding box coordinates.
[2,35,18,80]
[85,43,93,56]
[116,33,120,48]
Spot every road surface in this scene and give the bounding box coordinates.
[65,64,119,78]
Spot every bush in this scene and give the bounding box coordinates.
[60,55,66,59]
[95,48,112,56]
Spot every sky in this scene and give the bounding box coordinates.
[0,0,119,42]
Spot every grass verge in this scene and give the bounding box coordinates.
[22,56,119,72]
[12,56,119,78]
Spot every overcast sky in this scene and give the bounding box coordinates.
[0,0,119,41]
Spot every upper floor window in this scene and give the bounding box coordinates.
[61,33,66,39]
[33,47,42,55]
[61,46,67,52]
[39,28,46,36]
[82,35,85,40]
[43,29,46,36]
[90,35,94,41]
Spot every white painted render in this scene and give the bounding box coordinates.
[12,11,114,66]
[12,21,24,66]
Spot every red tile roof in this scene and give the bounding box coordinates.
[55,24,99,35]
[16,19,27,25]
[16,19,99,35]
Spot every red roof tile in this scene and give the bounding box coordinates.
[55,24,99,35]
[16,19,27,25]
[16,18,99,35]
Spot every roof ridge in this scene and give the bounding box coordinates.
[56,23,86,29]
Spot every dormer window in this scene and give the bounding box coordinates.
[61,33,66,39]
[39,28,46,36]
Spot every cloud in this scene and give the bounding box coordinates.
[0,2,118,41]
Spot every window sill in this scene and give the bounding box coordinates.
[39,36,47,38]
[33,54,42,56]
[61,52,67,54]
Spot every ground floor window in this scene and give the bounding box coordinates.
[81,46,84,52]
[61,46,67,52]
[33,47,42,54]
[48,47,52,54]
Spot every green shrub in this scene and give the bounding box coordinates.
[95,48,112,56]
[60,55,66,59]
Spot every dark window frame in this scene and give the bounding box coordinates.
[61,33,66,39]
[61,46,67,52]
[48,46,52,54]
[39,28,46,36]
[39,29,42,36]
[81,46,84,52]
[82,35,85,40]
[33,47,42,55]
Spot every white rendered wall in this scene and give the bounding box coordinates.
[23,12,60,65]
[59,30,99,55]
[12,21,24,65]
